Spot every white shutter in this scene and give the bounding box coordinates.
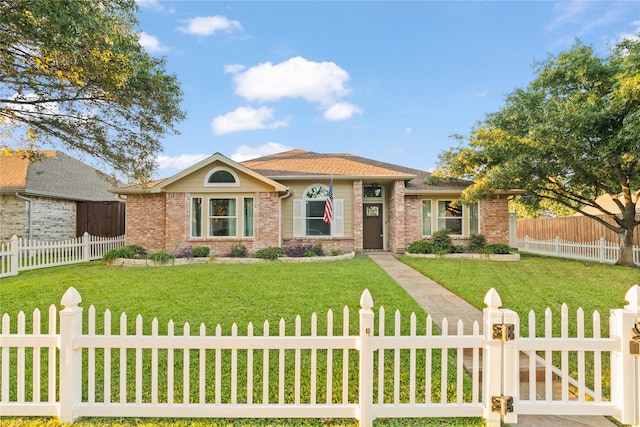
[293,199,303,237]
[332,199,344,237]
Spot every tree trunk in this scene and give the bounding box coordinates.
[616,226,637,267]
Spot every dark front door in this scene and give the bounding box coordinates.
[363,203,383,250]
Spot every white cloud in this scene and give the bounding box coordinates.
[156,154,209,170]
[211,106,290,135]
[231,142,294,162]
[178,16,242,36]
[323,102,362,121]
[224,64,246,74]
[617,20,640,42]
[467,90,488,99]
[138,32,167,53]
[233,56,351,106]
[136,0,165,11]
[404,128,412,135]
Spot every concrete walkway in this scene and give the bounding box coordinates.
[368,253,616,427]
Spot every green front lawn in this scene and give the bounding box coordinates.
[398,253,638,337]
[1,257,483,427]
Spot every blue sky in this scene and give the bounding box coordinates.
[134,0,640,179]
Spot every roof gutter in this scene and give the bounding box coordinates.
[278,188,293,247]
[15,192,33,240]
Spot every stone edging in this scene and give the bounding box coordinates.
[108,252,356,266]
[403,252,520,261]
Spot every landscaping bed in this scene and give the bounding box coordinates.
[108,251,356,266]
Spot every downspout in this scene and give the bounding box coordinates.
[15,192,33,240]
[278,188,292,247]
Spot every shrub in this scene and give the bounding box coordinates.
[286,244,319,257]
[468,234,487,252]
[148,251,175,263]
[192,246,210,258]
[431,229,452,254]
[175,247,193,258]
[330,249,341,256]
[407,240,433,254]
[313,244,325,256]
[229,243,247,258]
[479,243,511,254]
[254,247,283,260]
[452,244,465,253]
[102,246,136,261]
[126,245,147,257]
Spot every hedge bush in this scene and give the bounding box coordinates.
[254,247,283,260]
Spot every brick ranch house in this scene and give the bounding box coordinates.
[110,149,514,254]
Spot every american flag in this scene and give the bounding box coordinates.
[323,177,334,225]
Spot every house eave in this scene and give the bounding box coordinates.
[263,174,416,181]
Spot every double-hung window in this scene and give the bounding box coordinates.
[437,200,463,235]
[293,184,343,237]
[209,198,237,237]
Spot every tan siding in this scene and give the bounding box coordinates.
[281,180,354,239]
[163,161,276,193]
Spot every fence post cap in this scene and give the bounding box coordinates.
[61,287,82,309]
[11,235,18,241]
[360,289,373,310]
[484,288,502,309]
[624,285,640,312]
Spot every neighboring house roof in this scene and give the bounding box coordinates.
[0,151,118,201]
[575,192,640,216]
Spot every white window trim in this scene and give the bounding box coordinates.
[243,196,254,238]
[293,184,344,237]
[208,196,238,237]
[204,167,240,187]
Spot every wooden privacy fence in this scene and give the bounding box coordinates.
[3,286,640,426]
[0,233,125,278]
[517,215,640,246]
[518,236,640,266]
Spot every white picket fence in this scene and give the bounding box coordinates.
[3,286,640,426]
[0,233,125,278]
[518,235,640,266]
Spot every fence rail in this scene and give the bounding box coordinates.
[3,286,640,426]
[0,233,125,278]
[518,236,640,266]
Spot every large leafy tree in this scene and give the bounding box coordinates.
[0,0,185,182]
[435,37,640,267]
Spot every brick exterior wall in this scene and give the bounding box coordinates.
[387,180,406,253]
[479,197,510,245]
[0,195,76,241]
[0,195,28,240]
[353,180,363,253]
[404,195,422,248]
[31,197,76,240]
[125,193,166,251]
[165,192,189,251]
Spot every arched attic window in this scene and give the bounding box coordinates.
[204,167,239,187]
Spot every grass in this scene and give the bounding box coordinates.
[398,252,638,337]
[0,257,484,427]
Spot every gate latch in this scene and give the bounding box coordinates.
[630,323,640,355]
[491,395,514,415]
[492,323,515,342]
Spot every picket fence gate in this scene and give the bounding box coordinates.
[0,233,125,278]
[518,235,640,266]
[3,286,640,426]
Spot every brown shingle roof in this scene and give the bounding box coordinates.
[241,149,415,178]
